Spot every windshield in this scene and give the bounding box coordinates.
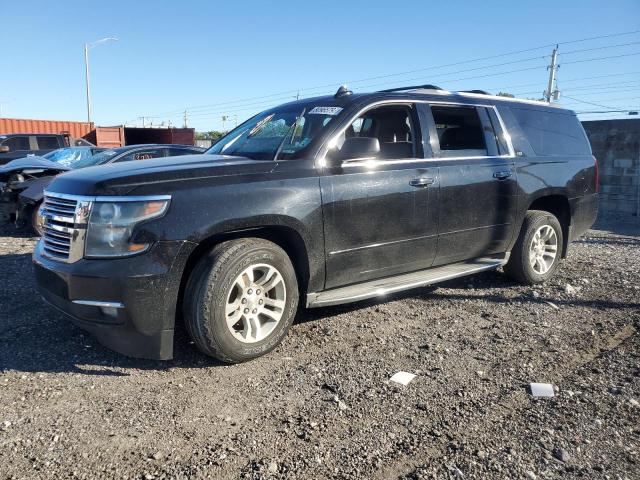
[81,149,119,167]
[206,103,343,160]
[43,148,105,169]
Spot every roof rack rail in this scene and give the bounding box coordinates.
[458,89,490,95]
[379,84,443,93]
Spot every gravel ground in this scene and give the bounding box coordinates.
[0,218,639,480]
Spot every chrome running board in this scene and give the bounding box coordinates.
[306,254,509,308]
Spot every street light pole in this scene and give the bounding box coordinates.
[84,37,118,125]
[84,43,91,124]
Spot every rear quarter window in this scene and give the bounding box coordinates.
[510,107,591,156]
[36,136,61,150]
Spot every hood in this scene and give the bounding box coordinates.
[46,154,278,196]
[0,156,70,175]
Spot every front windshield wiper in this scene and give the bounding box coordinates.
[274,108,306,161]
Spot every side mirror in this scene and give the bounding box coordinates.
[333,136,380,162]
[0,146,9,153]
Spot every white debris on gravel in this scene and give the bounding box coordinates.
[390,371,416,386]
[530,383,555,397]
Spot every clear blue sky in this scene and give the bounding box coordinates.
[1,0,639,131]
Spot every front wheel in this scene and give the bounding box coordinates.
[184,238,299,363]
[504,210,563,284]
[31,201,45,237]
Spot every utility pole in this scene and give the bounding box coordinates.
[544,45,560,103]
[222,115,228,132]
[183,110,188,128]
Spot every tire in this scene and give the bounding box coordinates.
[184,238,299,363]
[30,201,45,237]
[504,210,563,285]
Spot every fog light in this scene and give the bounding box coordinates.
[100,306,119,318]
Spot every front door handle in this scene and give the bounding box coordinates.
[493,170,512,180]
[410,177,435,187]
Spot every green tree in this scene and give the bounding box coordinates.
[196,130,226,141]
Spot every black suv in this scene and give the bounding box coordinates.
[0,134,70,164]
[33,85,598,363]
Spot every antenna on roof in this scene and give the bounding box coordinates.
[335,85,352,98]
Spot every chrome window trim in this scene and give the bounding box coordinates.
[318,99,516,169]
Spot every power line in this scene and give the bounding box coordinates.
[563,95,640,108]
[577,109,639,114]
[139,29,640,120]
[514,80,640,96]
[559,40,640,56]
[562,51,640,65]
[483,71,640,92]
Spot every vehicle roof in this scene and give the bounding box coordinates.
[275,87,573,114]
[0,133,64,137]
[106,144,204,153]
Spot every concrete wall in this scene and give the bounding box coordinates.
[582,119,640,216]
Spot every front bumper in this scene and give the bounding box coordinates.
[32,239,196,360]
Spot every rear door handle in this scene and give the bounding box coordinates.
[493,170,512,180]
[410,177,435,187]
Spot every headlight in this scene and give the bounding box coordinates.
[84,197,170,258]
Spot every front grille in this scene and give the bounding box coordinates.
[41,195,77,260]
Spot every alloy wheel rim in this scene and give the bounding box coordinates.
[529,224,558,274]
[225,263,286,343]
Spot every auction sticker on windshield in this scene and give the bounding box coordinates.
[309,106,343,115]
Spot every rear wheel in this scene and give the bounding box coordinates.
[504,210,563,284]
[184,238,299,363]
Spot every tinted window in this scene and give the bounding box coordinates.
[36,136,60,150]
[430,105,487,157]
[117,148,166,162]
[2,136,30,151]
[168,148,198,156]
[510,107,591,156]
[331,104,416,160]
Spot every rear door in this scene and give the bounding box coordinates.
[419,103,517,266]
[320,102,439,289]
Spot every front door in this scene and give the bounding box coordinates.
[420,103,518,266]
[320,103,439,289]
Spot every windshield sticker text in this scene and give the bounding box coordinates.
[309,106,343,116]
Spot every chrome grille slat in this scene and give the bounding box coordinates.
[44,236,70,248]
[41,193,81,262]
[43,244,70,255]
[43,228,70,241]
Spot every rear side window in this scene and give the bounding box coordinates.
[2,136,30,151]
[430,105,487,157]
[117,148,166,162]
[510,107,590,156]
[36,136,60,150]
[168,148,199,156]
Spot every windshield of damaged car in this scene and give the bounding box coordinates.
[206,104,342,160]
[74,149,119,168]
[43,148,103,169]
